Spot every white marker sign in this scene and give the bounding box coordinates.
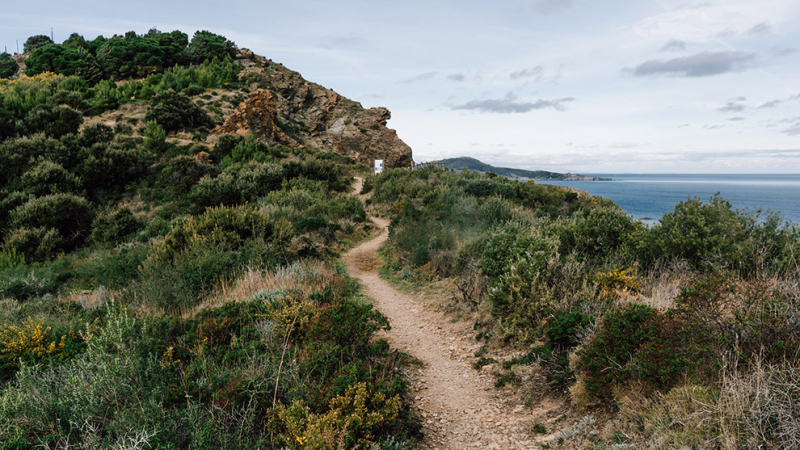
[375,160,384,174]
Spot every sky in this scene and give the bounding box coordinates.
[3,0,800,173]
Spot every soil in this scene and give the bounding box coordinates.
[344,178,562,449]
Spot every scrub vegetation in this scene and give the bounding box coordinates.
[3,26,800,450]
[369,167,800,449]
[0,29,418,450]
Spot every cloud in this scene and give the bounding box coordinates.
[704,124,725,130]
[759,99,782,109]
[759,93,800,109]
[772,46,797,57]
[660,39,687,52]
[746,21,772,36]
[400,71,437,84]
[727,117,745,121]
[532,0,573,14]
[783,119,800,136]
[631,51,756,77]
[608,142,641,149]
[447,73,465,82]
[510,66,543,80]
[452,93,575,113]
[717,97,747,113]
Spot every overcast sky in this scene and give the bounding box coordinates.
[3,0,800,173]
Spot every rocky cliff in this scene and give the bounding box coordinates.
[215,49,413,168]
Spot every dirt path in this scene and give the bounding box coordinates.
[344,179,543,449]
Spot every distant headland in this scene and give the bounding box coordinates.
[428,156,611,181]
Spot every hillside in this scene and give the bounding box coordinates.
[0,29,419,449]
[432,156,610,181]
[2,29,800,450]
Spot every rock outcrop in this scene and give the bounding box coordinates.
[214,49,413,168]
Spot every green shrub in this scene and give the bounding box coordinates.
[19,159,82,196]
[143,120,167,151]
[9,193,93,250]
[504,310,593,388]
[3,227,61,262]
[139,205,287,314]
[0,247,26,269]
[0,263,58,300]
[76,245,149,289]
[145,89,214,132]
[0,191,33,234]
[646,195,747,271]
[214,134,243,159]
[159,155,219,193]
[476,196,516,227]
[75,143,140,192]
[576,289,722,402]
[0,134,74,184]
[0,52,19,79]
[90,207,142,245]
[576,303,658,400]
[23,104,83,139]
[234,161,284,201]
[560,206,641,262]
[329,195,367,223]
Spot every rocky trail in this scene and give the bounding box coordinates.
[344,178,557,450]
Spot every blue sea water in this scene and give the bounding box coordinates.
[536,174,800,225]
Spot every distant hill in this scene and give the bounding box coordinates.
[430,157,610,181]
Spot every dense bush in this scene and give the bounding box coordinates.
[3,227,62,262]
[90,207,142,245]
[159,154,219,193]
[9,193,93,251]
[0,134,74,184]
[23,104,83,139]
[0,52,18,79]
[145,89,215,132]
[19,159,82,196]
[23,35,53,53]
[24,44,99,79]
[181,30,237,64]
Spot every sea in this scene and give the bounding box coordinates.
[535,174,800,226]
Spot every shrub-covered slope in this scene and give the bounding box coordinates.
[0,29,419,449]
[368,167,800,449]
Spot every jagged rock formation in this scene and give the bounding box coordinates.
[215,49,413,168]
[215,89,298,147]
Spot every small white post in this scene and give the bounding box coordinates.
[374,159,384,174]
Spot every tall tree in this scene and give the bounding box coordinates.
[180,31,237,64]
[23,35,54,53]
[0,52,18,78]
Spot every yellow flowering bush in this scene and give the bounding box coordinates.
[594,265,641,301]
[0,317,65,362]
[277,382,401,450]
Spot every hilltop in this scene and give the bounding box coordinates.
[432,156,610,181]
[213,48,413,168]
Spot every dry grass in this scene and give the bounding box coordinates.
[188,260,339,317]
[638,260,694,311]
[718,359,800,450]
